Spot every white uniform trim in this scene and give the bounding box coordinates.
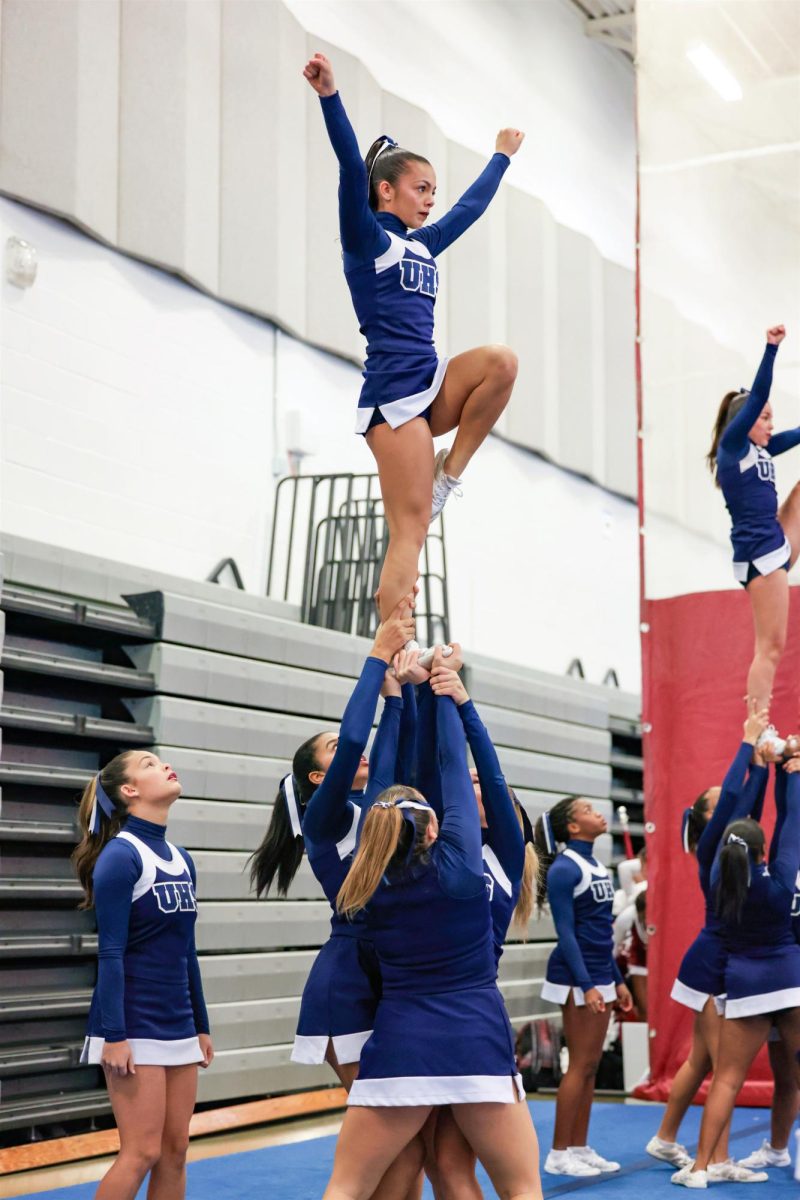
[348,1073,525,1106]
[541,981,617,1007]
[336,804,361,862]
[354,356,449,434]
[482,846,513,898]
[374,232,433,274]
[81,1035,202,1066]
[561,848,610,898]
[670,978,714,1013]
[733,537,790,584]
[291,1028,372,1066]
[723,986,800,1019]
[117,831,187,903]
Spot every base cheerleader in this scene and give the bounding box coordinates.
[71,752,213,1200]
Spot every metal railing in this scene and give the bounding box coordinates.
[267,472,449,644]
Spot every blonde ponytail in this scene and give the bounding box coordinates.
[71,752,136,908]
[512,842,539,934]
[337,785,431,918]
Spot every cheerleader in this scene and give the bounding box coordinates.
[71,752,213,1200]
[707,325,799,711]
[326,676,542,1200]
[533,797,633,1177]
[672,762,800,1188]
[303,51,523,624]
[248,602,412,1087]
[648,707,770,1177]
[422,664,539,1200]
[737,749,800,1171]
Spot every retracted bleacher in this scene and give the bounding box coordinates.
[0,535,640,1141]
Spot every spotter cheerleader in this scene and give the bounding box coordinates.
[72,752,213,1200]
[248,603,412,1088]
[304,51,523,627]
[707,325,800,712]
[326,670,542,1200]
[672,761,800,1187]
[533,797,633,1178]
[647,706,770,1180]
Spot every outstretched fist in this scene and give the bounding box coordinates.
[303,52,336,98]
[766,325,786,346]
[496,128,525,157]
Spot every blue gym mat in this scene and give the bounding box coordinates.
[10,1099,797,1199]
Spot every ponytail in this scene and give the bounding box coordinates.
[683,790,713,855]
[511,793,539,934]
[337,785,431,918]
[364,137,431,211]
[533,796,579,914]
[249,734,323,899]
[714,818,764,925]
[707,390,750,482]
[71,751,136,908]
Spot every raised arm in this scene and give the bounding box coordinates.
[743,761,769,825]
[411,153,510,257]
[415,680,443,819]
[769,765,800,893]
[361,680,403,816]
[770,763,787,866]
[304,54,388,261]
[457,694,524,884]
[434,693,486,898]
[696,742,754,870]
[718,337,781,459]
[303,605,413,844]
[395,682,417,787]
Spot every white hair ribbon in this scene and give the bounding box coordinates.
[367,135,398,187]
[283,773,303,838]
[727,833,748,848]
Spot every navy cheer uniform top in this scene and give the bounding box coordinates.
[541,840,621,1006]
[671,742,767,1011]
[349,695,523,1106]
[319,91,510,433]
[80,815,209,1066]
[712,768,800,1018]
[292,656,411,1066]
[716,342,798,583]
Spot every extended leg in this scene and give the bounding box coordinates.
[745,570,789,712]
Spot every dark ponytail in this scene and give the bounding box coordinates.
[684,790,713,854]
[364,137,431,211]
[248,734,323,899]
[533,796,579,914]
[714,818,764,925]
[71,751,137,909]
[707,390,750,482]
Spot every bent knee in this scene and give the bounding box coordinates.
[490,344,518,384]
[160,1135,189,1164]
[121,1144,161,1174]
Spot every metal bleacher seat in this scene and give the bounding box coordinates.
[0,534,640,1138]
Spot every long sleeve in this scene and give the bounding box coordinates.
[718,344,778,460]
[433,695,485,898]
[415,681,443,819]
[319,92,389,260]
[770,770,800,891]
[362,696,403,815]
[411,154,510,257]
[394,683,417,787]
[182,850,210,1036]
[547,859,593,993]
[458,699,524,884]
[743,763,768,824]
[767,427,800,457]
[770,765,787,866]
[303,656,388,844]
[696,742,753,872]
[93,841,140,1042]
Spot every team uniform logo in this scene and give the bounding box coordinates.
[152,880,197,914]
[756,451,775,484]
[399,258,438,297]
[591,878,615,904]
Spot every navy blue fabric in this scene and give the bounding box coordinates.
[319,90,509,421]
[87,815,207,1043]
[544,840,618,994]
[414,681,443,818]
[717,343,791,564]
[295,937,380,1041]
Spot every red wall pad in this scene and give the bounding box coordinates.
[639,587,800,1106]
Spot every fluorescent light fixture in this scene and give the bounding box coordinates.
[687,43,743,101]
